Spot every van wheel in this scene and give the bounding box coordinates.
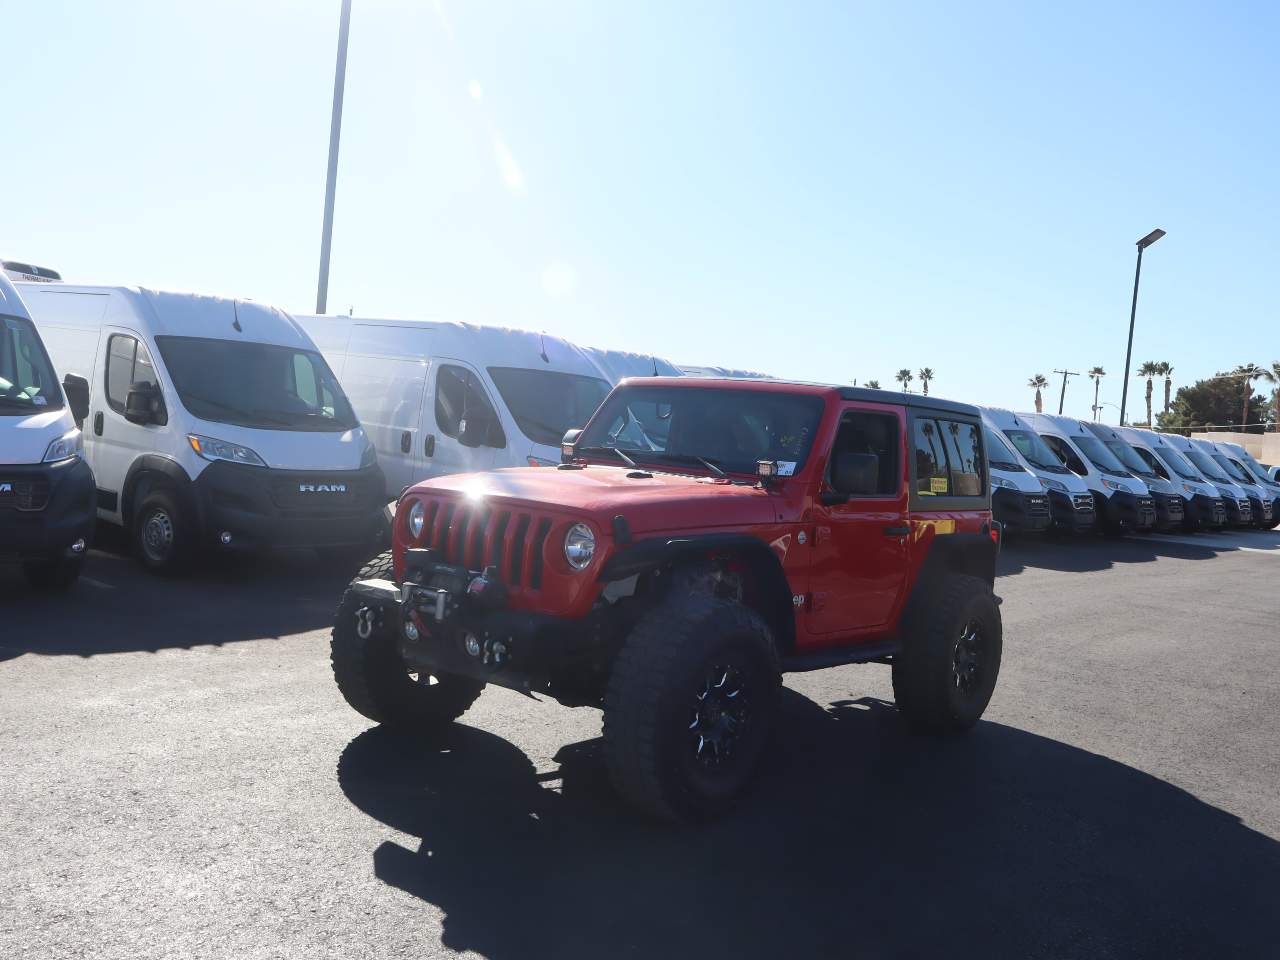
[603,595,781,822]
[23,554,85,591]
[893,574,1002,732]
[331,551,485,730]
[133,489,194,574]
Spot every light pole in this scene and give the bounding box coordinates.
[1118,228,1165,426]
[316,0,352,315]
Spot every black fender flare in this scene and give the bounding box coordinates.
[600,533,797,654]
[900,531,998,629]
[121,455,197,532]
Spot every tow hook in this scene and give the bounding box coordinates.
[355,605,377,639]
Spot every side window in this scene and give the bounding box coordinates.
[132,340,159,391]
[829,411,899,496]
[434,365,467,437]
[1135,447,1169,479]
[105,334,137,413]
[940,419,984,496]
[1042,435,1087,475]
[913,418,951,496]
[435,364,505,448]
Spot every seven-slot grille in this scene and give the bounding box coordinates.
[0,477,50,511]
[413,495,555,592]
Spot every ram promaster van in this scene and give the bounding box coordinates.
[1163,433,1253,528]
[1084,422,1184,530]
[0,275,94,587]
[1119,428,1227,531]
[1218,440,1280,528]
[297,316,615,497]
[1192,437,1276,528]
[981,420,1050,533]
[981,408,1094,532]
[21,285,385,572]
[1023,412,1155,534]
[581,346,683,383]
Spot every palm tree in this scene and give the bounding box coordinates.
[1271,362,1280,431]
[1028,374,1049,413]
[895,369,913,392]
[1087,366,1106,420]
[866,379,881,390]
[1234,364,1275,430]
[918,367,934,396]
[1157,363,1172,414]
[1137,361,1160,427]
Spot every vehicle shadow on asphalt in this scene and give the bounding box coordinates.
[0,526,363,660]
[998,534,1219,576]
[337,693,1280,959]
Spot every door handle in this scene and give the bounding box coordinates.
[424,434,436,457]
[93,411,104,436]
[882,524,910,537]
[400,430,411,454]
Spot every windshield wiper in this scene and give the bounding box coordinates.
[579,445,638,469]
[645,452,727,477]
[0,395,36,407]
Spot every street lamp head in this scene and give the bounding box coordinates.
[1137,228,1166,250]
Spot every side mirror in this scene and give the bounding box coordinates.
[124,382,163,426]
[561,428,582,463]
[831,452,880,496]
[62,373,90,426]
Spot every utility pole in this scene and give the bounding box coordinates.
[316,0,352,315]
[1054,369,1079,415]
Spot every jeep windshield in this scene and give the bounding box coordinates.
[155,336,357,432]
[577,384,824,477]
[0,314,63,415]
[487,366,610,446]
[984,427,1027,471]
[1002,428,1069,473]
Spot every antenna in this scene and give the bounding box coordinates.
[651,355,658,376]
[539,331,549,363]
[232,301,242,333]
[1053,369,1079,415]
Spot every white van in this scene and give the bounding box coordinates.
[1084,422,1185,531]
[980,407,1095,532]
[980,419,1051,534]
[1162,433,1253,528]
[296,315,615,498]
[21,285,385,572]
[0,275,95,587]
[1217,440,1280,529]
[581,346,683,384]
[1022,412,1155,534]
[1192,437,1276,528]
[1117,428,1227,531]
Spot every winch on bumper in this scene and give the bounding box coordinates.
[346,547,583,697]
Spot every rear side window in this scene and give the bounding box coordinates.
[434,364,505,448]
[913,417,985,497]
[105,334,160,413]
[1041,435,1087,475]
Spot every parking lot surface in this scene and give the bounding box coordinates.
[3,531,1279,959]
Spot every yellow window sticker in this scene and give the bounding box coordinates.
[930,477,949,494]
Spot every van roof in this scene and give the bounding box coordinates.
[0,274,33,319]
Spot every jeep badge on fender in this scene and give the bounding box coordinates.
[329,377,1002,823]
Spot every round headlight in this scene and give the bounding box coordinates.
[564,522,596,570]
[407,500,425,539]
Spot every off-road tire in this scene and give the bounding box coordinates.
[23,554,85,591]
[330,551,484,730]
[133,488,195,575]
[892,574,1002,732]
[603,595,781,823]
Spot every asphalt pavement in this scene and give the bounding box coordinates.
[3,529,1279,959]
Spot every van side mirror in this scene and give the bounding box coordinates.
[125,382,164,426]
[62,373,90,426]
[561,428,583,463]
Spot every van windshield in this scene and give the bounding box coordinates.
[1213,454,1254,484]
[1232,448,1280,487]
[155,336,357,432]
[1002,428,1069,473]
[1100,438,1153,476]
[1184,447,1231,482]
[486,367,610,446]
[983,427,1026,472]
[0,314,63,415]
[1152,445,1202,481]
[1070,434,1130,476]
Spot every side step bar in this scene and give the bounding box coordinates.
[781,641,901,673]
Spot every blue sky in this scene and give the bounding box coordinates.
[6,1,1278,421]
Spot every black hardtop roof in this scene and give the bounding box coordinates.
[836,386,981,418]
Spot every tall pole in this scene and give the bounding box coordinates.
[316,0,352,315]
[1054,369,1079,415]
[1118,245,1144,427]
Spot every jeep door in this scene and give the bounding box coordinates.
[805,404,908,637]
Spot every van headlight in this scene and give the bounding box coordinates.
[1041,478,1067,493]
[187,434,266,467]
[1101,478,1126,491]
[991,475,1015,490]
[408,500,426,539]
[564,522,596,570]
[360,437,377,468]
[43,428,83,463]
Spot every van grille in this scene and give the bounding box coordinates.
[1026,495,1050,517]
[0,477,50,511]
[413,495,555,593]
[1072,493,1094,512]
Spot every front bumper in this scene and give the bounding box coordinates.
[1187,493,1228,530]
[1248,496,1274,527]
[191,460,386,549]
[1048,489,1096,532]
[1097,490,1157,533]
[992,488,1052,533]
[1151,492,1185,531]
[0,457,96,561]
[1223,496,1253,528]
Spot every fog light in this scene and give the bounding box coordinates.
[465,633,482,657]
[219,531,233,545]
[404,620,420,641]
[69,538,86,554]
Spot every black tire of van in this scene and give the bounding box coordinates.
[133,488,196,575]
[23,554,85,591]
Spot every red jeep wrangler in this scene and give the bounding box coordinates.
[332,378,1002,821]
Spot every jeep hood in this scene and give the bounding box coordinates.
[415,465,777,534]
